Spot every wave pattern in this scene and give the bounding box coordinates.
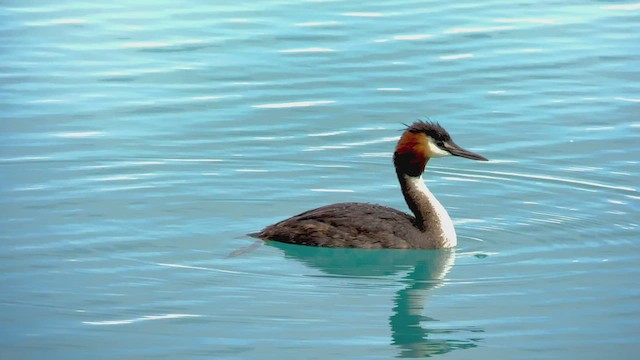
[1,0,639,359]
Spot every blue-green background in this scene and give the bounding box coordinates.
[1,1,639,359]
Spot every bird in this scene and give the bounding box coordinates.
[252,121,488,249]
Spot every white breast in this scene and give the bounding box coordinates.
[406,176,458,248]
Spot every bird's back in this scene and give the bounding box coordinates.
[254,202,427,248]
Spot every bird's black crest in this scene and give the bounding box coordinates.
[404,120,451,141]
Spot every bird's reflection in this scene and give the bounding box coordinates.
[266,242,482,357]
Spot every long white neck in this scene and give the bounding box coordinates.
[400,174,457,248]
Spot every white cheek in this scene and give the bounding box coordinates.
[427,138,451,158]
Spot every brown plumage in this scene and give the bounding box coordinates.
[256,202,420,249]
[252,121,488,249]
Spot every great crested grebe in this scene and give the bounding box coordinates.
[253,121,488,249]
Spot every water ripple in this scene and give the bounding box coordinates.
[52,131,104,138]
[342,12,384,17]
[437,168,637,193]
[443,26,515,34]
[83,313,201,326]
[601,3,640,11]
[295,21,339,27]
[252,100,336,108]
[439,54,474,61]
[278,47,336,53]
[2,0,639,358]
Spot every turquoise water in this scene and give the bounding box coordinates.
[1,0,639,358]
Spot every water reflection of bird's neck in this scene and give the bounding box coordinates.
[390,249,459,357]
[262,243,479,356]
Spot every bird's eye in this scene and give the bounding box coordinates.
[436,141,445,148]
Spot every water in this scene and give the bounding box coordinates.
[1,0,639,358]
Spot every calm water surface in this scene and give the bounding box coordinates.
[1,0,639,359]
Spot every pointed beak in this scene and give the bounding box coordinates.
[445,142,488,161]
